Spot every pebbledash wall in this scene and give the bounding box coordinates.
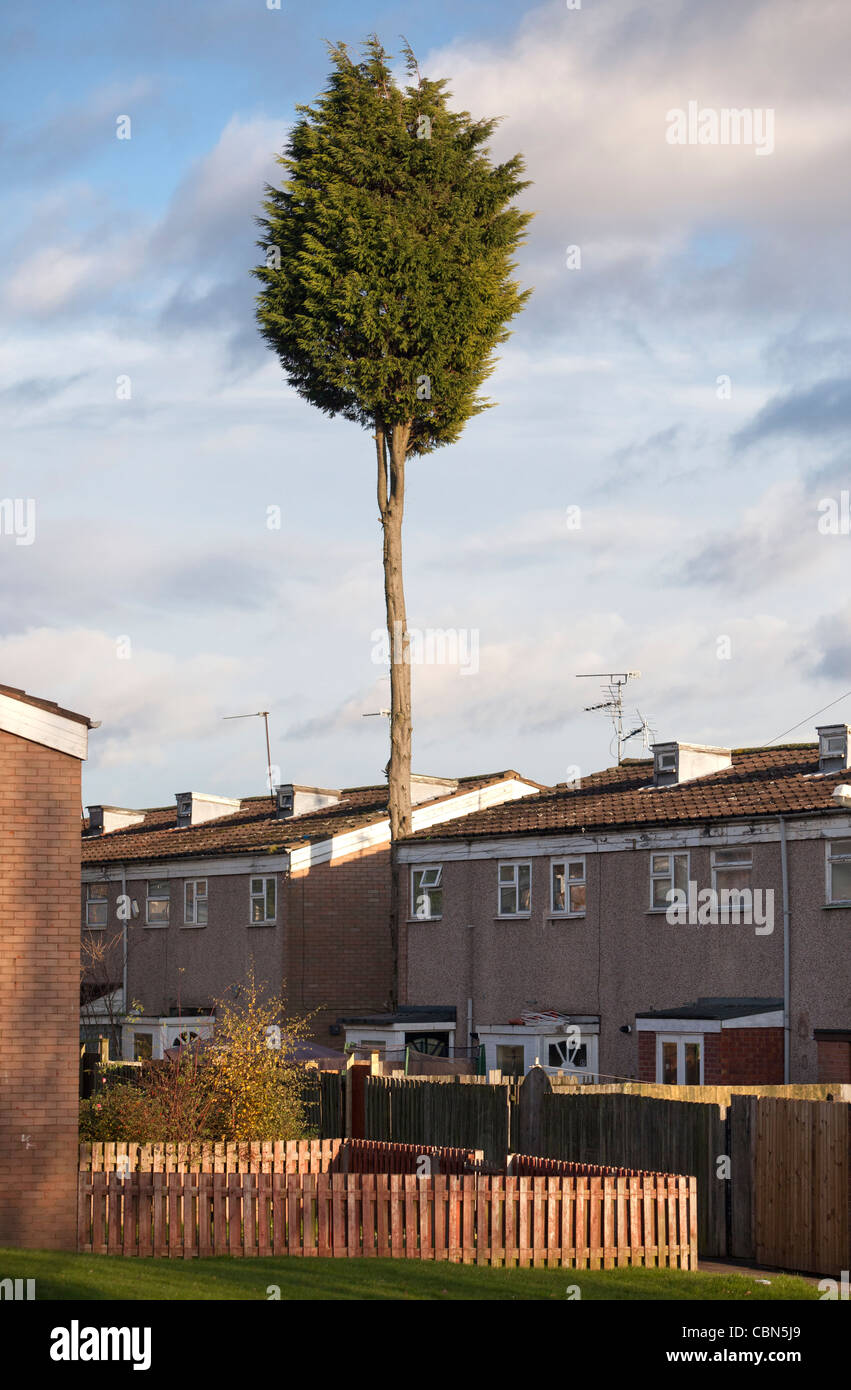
[399,827,851,1085]
[0,687,93,1250]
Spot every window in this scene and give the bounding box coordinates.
[411,866,443,919]
[650,851,689,909]
[827,840,851,904]
[184,879,208,926]
[250,876,277,924]
[711,848,752,893]
[657,1035,703,1085]
[547,1038,588,1070]
[551,857,586,915]
[496,1044,525,1077]
[86,882,109,928]
[498,862,531,916]
[133,1032,153,1061]
[146,880,170,926]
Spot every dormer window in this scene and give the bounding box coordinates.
[817,725,851,773]
[657,752,676,772]
[651,742,731,787]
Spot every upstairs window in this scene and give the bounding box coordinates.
[184,879,208,926]
[551,857,586,916]
[827,840,851,904]
[650,851,689,909]
[711,848,753,894]
[250,876,277,925]
[411,866,443,920]
[146,880,170,926]
[86,882,109,928]
[498,862,531,916]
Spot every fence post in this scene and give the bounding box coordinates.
[517,1066,552,1156]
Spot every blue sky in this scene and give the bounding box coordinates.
[2,0,851,807]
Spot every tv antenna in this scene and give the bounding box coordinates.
[576,671,653,765]
[222,710,274,800]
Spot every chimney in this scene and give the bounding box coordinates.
[817,724,851,773]
[273,784,341,820]
[652,742,732,787]
[175,792,241,828]
[86,806,145,836]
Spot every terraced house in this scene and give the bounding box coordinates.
[80,770,541,1057]
[378,731,851,1086]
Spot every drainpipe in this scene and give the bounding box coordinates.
[120,863,128,1057]
[778,818,791,1083]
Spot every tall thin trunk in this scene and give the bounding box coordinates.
[376,420,412,1007]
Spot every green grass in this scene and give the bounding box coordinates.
[0,1249,819,1301]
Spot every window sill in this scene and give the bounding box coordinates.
[249,921,277,927]
[143,923,169,929]
[547,913,587,921]
[495,914,531,921]
[406,916,442,924]
[646,908,673,915]
[823,902,851,910]
[180,924,207,929]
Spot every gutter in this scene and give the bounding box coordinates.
[778,818,791,1083]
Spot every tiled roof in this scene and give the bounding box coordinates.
[404,745,851,842]
[81,770,531,864]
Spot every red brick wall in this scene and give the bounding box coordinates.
[720,1027,784,1083]
[0,729,82,1250]
[285,842,393,1046]
[637,1031,655,1080]
[817,1039,851,1082]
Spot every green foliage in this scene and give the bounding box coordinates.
[79,971,313,1143]
[254,35,532,453]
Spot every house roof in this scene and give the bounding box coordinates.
[339,1006,457,1026]
[81,770,533,865]
[0,682,95,727]
[403,744,851,842]
[636,997,783,1022]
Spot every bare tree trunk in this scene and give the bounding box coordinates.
[376,420,413,1007]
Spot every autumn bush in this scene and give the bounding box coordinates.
[79,970,314,1143]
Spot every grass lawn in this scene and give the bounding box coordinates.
[0,1249,819,1300]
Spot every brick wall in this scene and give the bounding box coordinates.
[720,1027,784,1083]
[285,841,393,1046]
[0,728,82,1250]
[816,1039,851,1082]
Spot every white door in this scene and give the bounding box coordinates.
[656,1033,704,1084]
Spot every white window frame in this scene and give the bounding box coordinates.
[545,1034,590,1072]
[85,882,109,929]
[649,850,690,910]
[250,876,277,925]
[145,879,170,927]
[826,839,851,905]
[656,1032,704,1085]
[497,861,532,917]
[711,847,753,894]
[183,878,208,927]
[411,865,443,920]
[550,856,586,917]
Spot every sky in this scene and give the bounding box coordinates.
[2,0,851,808]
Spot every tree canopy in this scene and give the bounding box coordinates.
[253,36,532,455]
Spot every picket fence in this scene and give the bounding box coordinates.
[77,1169,697,1267]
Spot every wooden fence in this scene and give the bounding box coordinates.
[80,1138,481,1177]
[364,1075,516,1164]
[77,1169,697,1268]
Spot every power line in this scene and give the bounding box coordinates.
[765,688,851,746]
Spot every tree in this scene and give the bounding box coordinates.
[254,36,531,988]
